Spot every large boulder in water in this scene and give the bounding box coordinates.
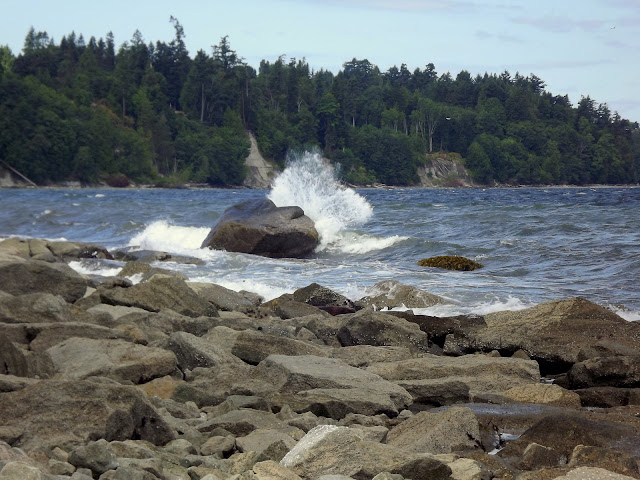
[200,198,319,258]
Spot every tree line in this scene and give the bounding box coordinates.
[0,20,638,186]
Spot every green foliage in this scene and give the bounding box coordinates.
[1,24,638,187]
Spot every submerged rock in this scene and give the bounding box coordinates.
[417,255,483,271]
[200,198,319,258]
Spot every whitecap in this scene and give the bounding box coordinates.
[67,260,122,278]
[128,220,214,258]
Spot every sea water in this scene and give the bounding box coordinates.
[1,151,638,320]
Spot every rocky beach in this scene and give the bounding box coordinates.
[1,236,640,480]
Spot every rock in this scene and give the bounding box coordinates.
[47,338,178,383]
[164,331,248,371]
[0,380,175,451]
[46,241,113,260]
[280,425,451,480]
[224,328,329,365]
[330,345,416,368]
[516,442,565,470]
[574,387,640,408]
[96,276,219,318]
[112,248,205,265]
[0,462,43,480]
[503,384,582,408]
[497,414,640,463]
[0,374,40,393]
[292,283,355,309]
[200,436,236,457]
[398,379,471,407]
[457,298,640,374]
[337,309,438,354]
[118,261,186,282]
[257,354,412,419]
[200,198,319,258]
[26,322,133,352]
[199,409,301,438]
[236,429,298,462]
[261,296,330,320]
[417,256,483,271]
[0,260,89,303]
[568,355,640,389]
[252,460,303,480]
[69,439,119,475]
[553,467,638,479]
[568,445,640,478]
[357,280,447,309]
[0,292,103,327]
[386,407,483,454]
[188,282,261,311]
[447,458,491,480]
[366,354,540,398]
[0,336,54,379]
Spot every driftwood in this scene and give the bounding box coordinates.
[0,159,37,187]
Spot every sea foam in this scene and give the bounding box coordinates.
[268,150,404,253]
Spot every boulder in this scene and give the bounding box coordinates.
[164,331,249,371]
[0,380,175,451]
[553,467,637,480]
[503,384,582,408]
[337,309,438,354]
[199,409,301,438]
[118,261,186,282]
[46,337,178,383]
[96,276,219,318]
[568,445,640,478]
[252,460,304,480]
[568,355,640,389]
[417,255,483,271]
[25,322,133,352]
[357,280,447,309]
[188,282,262,311]
[330,345,416,368]
[236,429,298,462]
[386,407,483,454]
[574,387,640,408]
[68,439,119,475]
[454,298,640,373]
[0,260,89,303]
[0,462,44,480]
[256,355,412,419]
[280,425,451,480]
[45,240,113,260]
[497,414,640,463]
[366,354,540,397]
[292,283,355,309]
[0,336,54,379]
[261,295,330,320]
[200,198,319,258]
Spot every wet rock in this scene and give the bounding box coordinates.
[292,283,356,309]
[417,256,483,271]
[0,380,175,451]
[200,198,319,258]
[0,260,89,303]
[568,355,640,389]
[574,387,640,408]
[356,280,447,309]
[256,354,412,419]
[337,309,439,354]
[47,337,178,383]
[118,261,187,282]
[46,241,113,260]
[261,295,330,320]
[386,407,483,454]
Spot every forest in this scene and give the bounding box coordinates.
[0,19,639,187]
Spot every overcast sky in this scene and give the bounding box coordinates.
[3,0,639,122]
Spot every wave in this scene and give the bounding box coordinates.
[267,150,399,253]
[383,295,536,317]
[128,220,213,255]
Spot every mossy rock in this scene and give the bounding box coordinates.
[417,255,483,271]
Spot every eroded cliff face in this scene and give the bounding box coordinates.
[243,133,279,189]
[417,154,475,187]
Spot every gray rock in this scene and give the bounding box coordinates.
[261,296,330,320]
[366,354,540,397]
[292,283,355,309]
[568,445,640,478]
[386,407,482,454]
[69,439,119,475]
[236,429,298,462]
[257,354,412,419]
[200,198,319,258]
[0,461,44,480]
[118,261,186,282]
[568,355,640,389]
[0,260,89,303]
[164,331,248,371]
[0,380,175,452]
[200,436,236,457]
[0,374,40,393]
[46,241,113,260]
[337,310,438,354]
[188,282,261,311]
[357,280,446,309]
[97,276,219,318]
[330,345,415,368]
[47,337,178,383]
[396,378,471,406]
[0,336,54,379]
[26,322,133,352]
[199,409,301,438]
[280,425,451,480]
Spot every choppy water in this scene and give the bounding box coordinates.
[1,152,639,320]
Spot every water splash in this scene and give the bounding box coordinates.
[268,150,404,252]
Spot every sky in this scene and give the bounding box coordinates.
[3,0,639,122]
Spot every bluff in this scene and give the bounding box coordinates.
[417,153,475,187]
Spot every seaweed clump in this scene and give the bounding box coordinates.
[417,255,484,271]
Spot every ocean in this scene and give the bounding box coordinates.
[1,152,638,321]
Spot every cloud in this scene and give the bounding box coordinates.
[511,15,608,34]
[475,29,523,43]
[290,0,476,13]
